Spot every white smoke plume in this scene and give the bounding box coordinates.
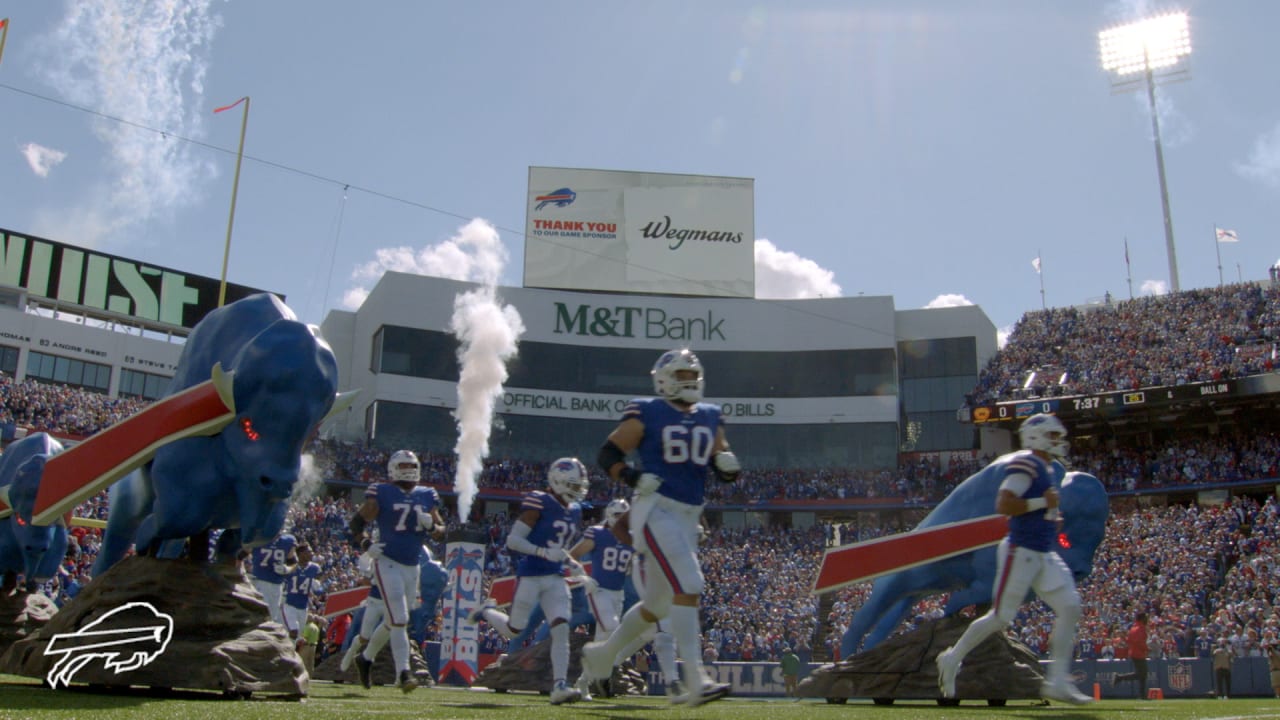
[34,0,221,243]
[443,221,524,522]
[754,239,843,298]
[344,219,509,308]
[1139,279,1169,296]
[21,143,68,178]
[290,453,326,506]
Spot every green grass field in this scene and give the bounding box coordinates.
[4,675,1280,720]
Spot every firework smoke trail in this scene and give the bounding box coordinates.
[447,221,524,522]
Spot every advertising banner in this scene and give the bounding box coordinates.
[524,167,754,298]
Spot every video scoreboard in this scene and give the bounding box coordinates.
[962,378,1246,425]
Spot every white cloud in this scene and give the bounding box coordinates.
[1139,279,1169,296]
[924,293,973,309]
[21,143,68,178]
[1237,122,1280,189]
[344,218,508,308]
[36,0,222,229]
[753,239,842,299]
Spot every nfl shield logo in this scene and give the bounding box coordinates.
[1169,662,1192,693]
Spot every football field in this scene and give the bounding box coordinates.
[5,675,1280,720]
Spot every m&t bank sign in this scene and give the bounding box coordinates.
[552,302,726,342]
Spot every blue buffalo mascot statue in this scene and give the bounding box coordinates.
[93,293,343,573]
[0,433,66,592]
[840,459,1109,659]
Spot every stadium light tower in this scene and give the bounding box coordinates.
[1099,12,1192,293]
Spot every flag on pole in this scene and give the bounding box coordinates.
[1215,228,1239,243]
[1031,256,1042,274]
[213,97,248,114]
[1124,239,1130,266]
[0,18,10,67]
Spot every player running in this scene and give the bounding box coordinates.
[351,450,445,694]
[469,457,589,705]
[936,413,1092,705]
[581,348,739,707]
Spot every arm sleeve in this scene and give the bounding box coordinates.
[505,521,541,556]
[998,471,1032,497]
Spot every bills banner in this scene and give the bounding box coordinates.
[524,167,754,298]
[437,529,487,686]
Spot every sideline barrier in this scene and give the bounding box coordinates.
[402,650,1278,699]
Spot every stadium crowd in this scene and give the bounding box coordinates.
[9,279,1280,673]
[969,282,1280,405]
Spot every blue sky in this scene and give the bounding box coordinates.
[2,1,1277,341]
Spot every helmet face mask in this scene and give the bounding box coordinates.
[548,457,589,503]
[388,449,421,486]
[1018,413,1069,459]
[652,348,704,404]
[604,498,630,527]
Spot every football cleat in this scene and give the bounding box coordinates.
[355,654,373,690]
[398,669,418,694]
[466,599,495,625]
[1040,680,1092,705]
[673,679,730,707]
[550,680,582,705]
[575,674,594,702]
[936,647,959,699]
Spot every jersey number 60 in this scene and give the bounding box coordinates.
[661,425,714,465]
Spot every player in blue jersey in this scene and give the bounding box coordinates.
[342,540,449,687]
[936,413,1092,705]
[282,542,322,644]
[248,532,297,625]
[570,498,635,642]
[469,457,589,705]
[352,450,445,694]
[582,348,739,707]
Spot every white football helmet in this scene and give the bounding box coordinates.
[1018,413,1069,459]
[388,449,421,485]
[548,457,589,503]
[604,498,630,528]
[652,348,704,404]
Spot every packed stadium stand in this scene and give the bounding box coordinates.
[13,279,1280,675]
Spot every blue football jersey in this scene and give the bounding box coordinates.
[366,483,441,565]
[624,397,724,506]
[515,490,581,577]
[284,561,322,609]
[585,524,633,592]
[250,533,296,583]
[1003,450,1059,552]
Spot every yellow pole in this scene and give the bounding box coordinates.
[218,96,250,307]
[0,19,11,67]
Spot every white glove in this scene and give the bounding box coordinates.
[714,451,741,475]
[358,544,383,575]
[415,508,434,532]
[572,575,599,595]
[635,473,662,496]
[272,562,291,575]
[535,547,570,563]
[565,557,586,577]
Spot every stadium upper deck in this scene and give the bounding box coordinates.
[319,272,999,470]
